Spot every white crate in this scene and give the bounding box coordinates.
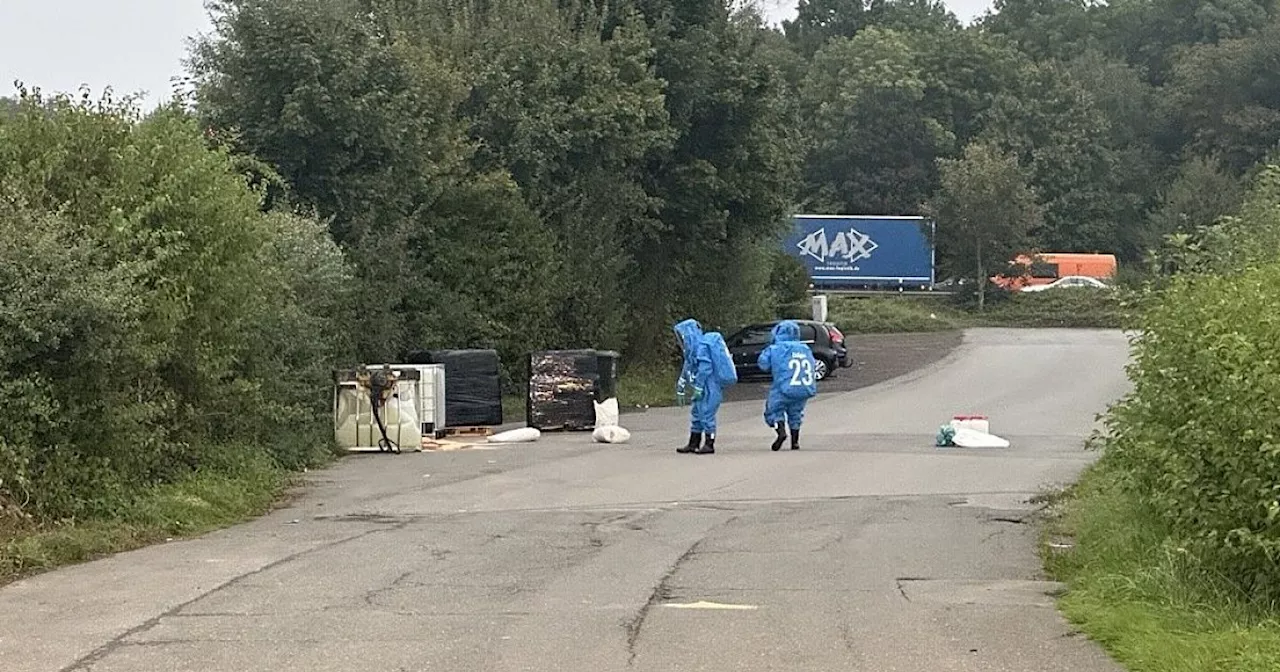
[365,364,447,439]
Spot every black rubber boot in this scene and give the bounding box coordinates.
[770,423,786,451]
[695,434,716,454]
[677,432,700,454]
[790,429,801,450]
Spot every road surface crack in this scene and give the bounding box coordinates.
[624,515,739,667]
[362,570,416,607]
[895,577,929,602]
[58,520,413,672]
[624,545,698,667]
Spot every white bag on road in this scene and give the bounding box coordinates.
[951,427,1010,449]
[592,425,631,444]
[488,427,541,443]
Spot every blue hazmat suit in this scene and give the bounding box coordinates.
[757,320,818,429]
[674,319,738,436]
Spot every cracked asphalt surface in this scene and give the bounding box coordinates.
[0,328,1129,672]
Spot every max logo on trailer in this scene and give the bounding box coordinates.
[796,227,879,264]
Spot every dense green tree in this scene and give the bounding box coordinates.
[1148,156,1245,239]
[785,0,958,55]
[190,0,800,365]
[190,0,561,366]
[925,141,1042,309]
[784,0,867,55]
[627,0,803,351]
[977,59,1137,255]
[447,3,672,352]
[978,0,1278,260]
[980,0,1102,62]
[799,27,952,215]
[909,29,1029,150]
[1166,16,1280,174]
[1102,0,1275,85]
[1064,50,1171,249]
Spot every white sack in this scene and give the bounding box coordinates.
[951,427,1010,449]
[488,427,541,443]
[592,425,631,444]
[594,397,620,428]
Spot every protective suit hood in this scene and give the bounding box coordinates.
[674,319,703,354]
[772,320,801,343]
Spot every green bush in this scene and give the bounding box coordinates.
[0,92,347,521]
[1094,164,1280,600]
[1104,262,1280,600]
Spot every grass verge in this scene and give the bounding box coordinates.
[826,296,966,333]
[977,289,1129,329]
[1042,459,1280,671]
[826,289,1128,334]
[618,363,680,408]
[1,454,291,587]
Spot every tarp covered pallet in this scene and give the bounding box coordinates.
[407,349,504,427]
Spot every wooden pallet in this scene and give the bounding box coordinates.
[443,426,494,438]
[421,437,476,451]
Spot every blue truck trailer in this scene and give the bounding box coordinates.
[783,214,935,290]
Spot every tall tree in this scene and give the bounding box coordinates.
[1102,0,1275,85]
[1146,156,1246,243]
[628,0,803,353]
[978,60,1134,255]
[785,0,958,55]
[1167,15,1280,174]
[925,141,1042,309]
[190,0,561,365]
[799,26,953,215]
[430,1,674,351]
[909,28,1030,150]
[980,0,1102,62]
[784,0,867,55]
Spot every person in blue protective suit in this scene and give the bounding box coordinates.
[757,320,819,451]
[674,318,739,454]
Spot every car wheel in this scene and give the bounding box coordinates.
[814,358,831,381]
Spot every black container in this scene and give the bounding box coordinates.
[595,350,620,402]
[527,350,601,431]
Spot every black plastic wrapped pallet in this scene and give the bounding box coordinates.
[409,349,503,427]
[527,350,600,431]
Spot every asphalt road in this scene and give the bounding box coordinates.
[0,328,1130,672]
[722,330,964,402]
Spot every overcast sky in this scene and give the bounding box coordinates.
[0,0,995,112]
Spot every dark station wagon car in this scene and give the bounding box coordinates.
[724,320,851,382]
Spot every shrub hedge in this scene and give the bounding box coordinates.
[0,93,350,522]
[1100,164,1280,601]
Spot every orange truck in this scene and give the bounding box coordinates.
[992,253,1117,290]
